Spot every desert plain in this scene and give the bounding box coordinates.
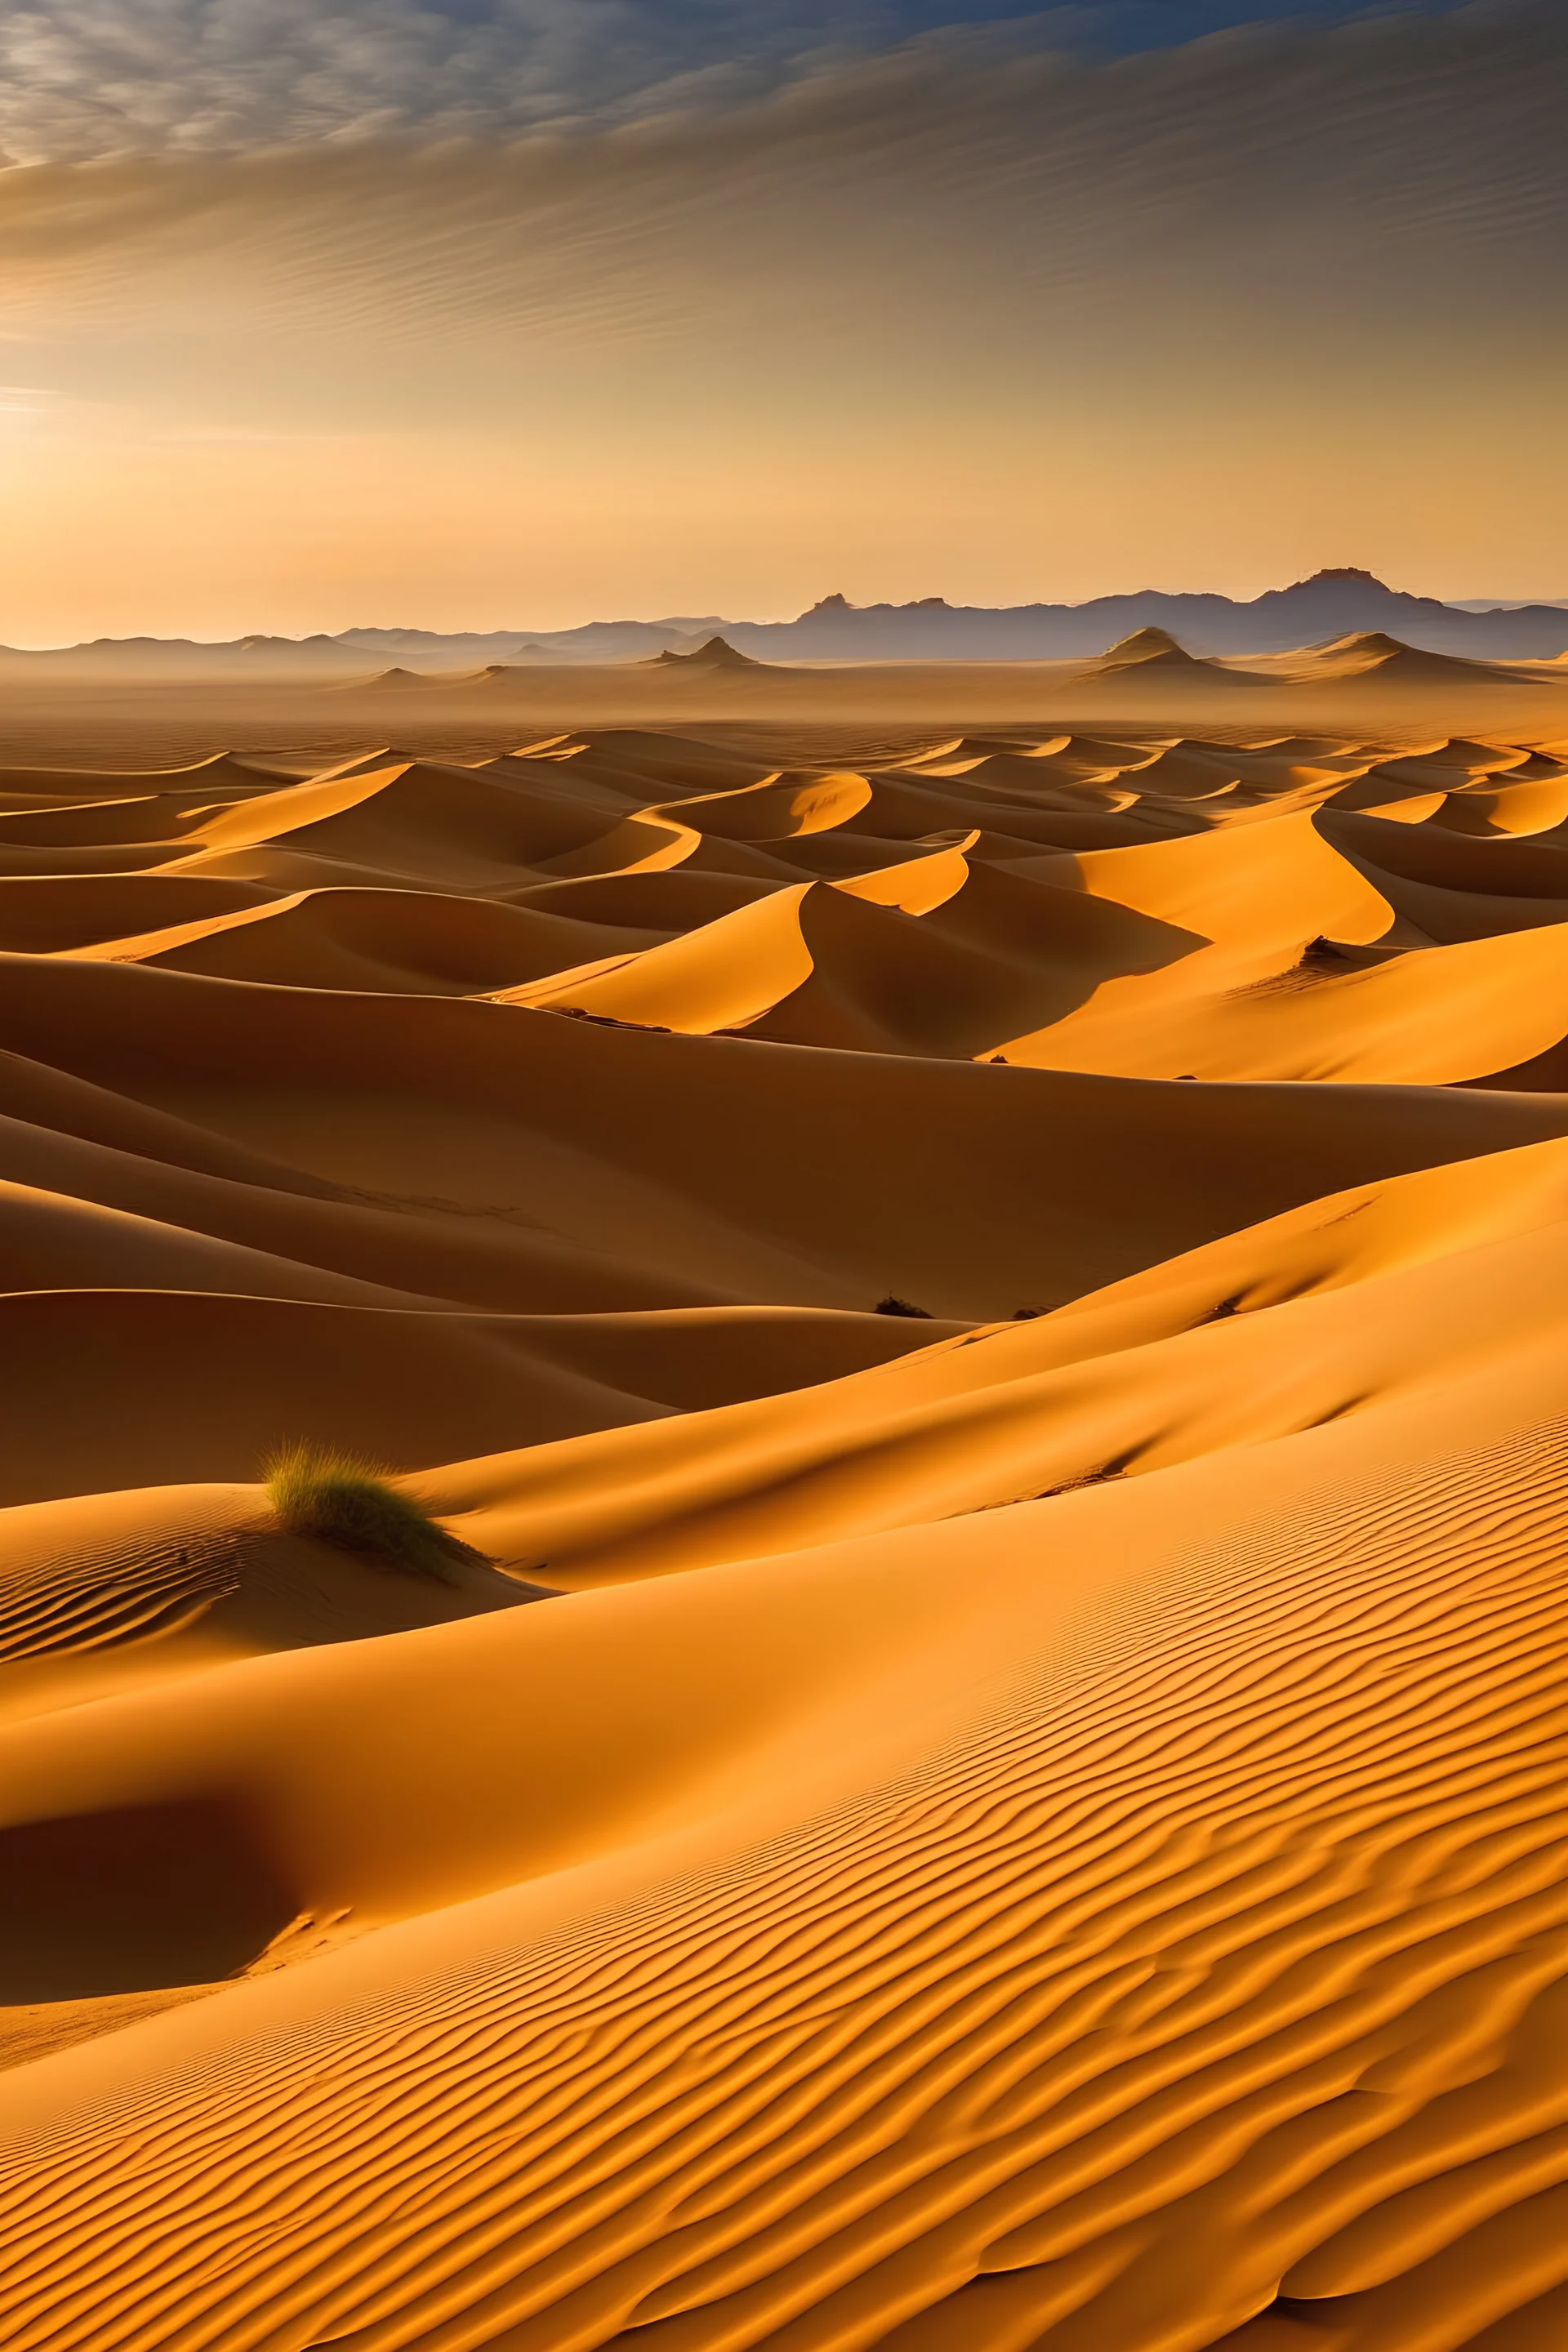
[4,630,1568,2350]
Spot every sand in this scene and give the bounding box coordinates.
[5,667,1568,2348]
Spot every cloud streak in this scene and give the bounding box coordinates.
[3,2,1560,362]
[0,0,1473,164]
[0,2,966,163]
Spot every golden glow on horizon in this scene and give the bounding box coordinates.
[1,7,1562,642]
[2,375,1561,644]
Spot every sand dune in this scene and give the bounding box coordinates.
[1269,630,1524,686]
[644,634,764,670]
[0,871,280,950]
[74,884,677,995]
[0,1480,540,1721]
[0,1290,981,1513]
[9,1370,1568,2345]
[1086,626,1252,686]
[412,1131,1568,1588]
[7,948,1568,1311]
[0,751,299,799]
[8,702,1568,2346]
[0,639,1563,782]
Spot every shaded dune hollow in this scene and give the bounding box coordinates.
[7,710,1568,2350]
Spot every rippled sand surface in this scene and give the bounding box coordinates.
[7,693,1568,2350]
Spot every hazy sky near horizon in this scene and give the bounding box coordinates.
[1,0,1562,641]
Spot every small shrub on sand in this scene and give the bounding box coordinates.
[875,1295,933,1319]
[263,1442,483,1584]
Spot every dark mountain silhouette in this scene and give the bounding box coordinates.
[715,572,1568,662]
[3,572,1566,676]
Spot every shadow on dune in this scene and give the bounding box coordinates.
[0,1797,296,1999]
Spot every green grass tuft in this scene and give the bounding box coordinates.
[263,1442,483,1584]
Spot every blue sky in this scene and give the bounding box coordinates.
[850,2,1462,51]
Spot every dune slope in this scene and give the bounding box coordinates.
[7,1370,1568,2347]
[5,708,1568,2350]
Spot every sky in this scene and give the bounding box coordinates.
[0,0,1563,642]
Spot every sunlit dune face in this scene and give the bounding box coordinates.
[7,697,1568,2345]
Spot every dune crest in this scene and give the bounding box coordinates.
[6,702,1568,2347]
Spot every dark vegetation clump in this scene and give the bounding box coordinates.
[1011,1307,1044,1321]
[264,1442,486,1584]
[1035,1461,1130,1500]
[875,1295,933,1318]
[551,1006,673,1033]
[967,1450,1138,1512]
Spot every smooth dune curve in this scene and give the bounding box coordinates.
[4,706,1568,2350]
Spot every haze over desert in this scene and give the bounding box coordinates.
[4,0,1568,2346]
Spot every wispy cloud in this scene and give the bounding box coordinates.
[0,1,1475,165]
[0,2,928,163]
[3,2,1559,363]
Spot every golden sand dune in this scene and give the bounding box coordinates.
[501,870,1200,1058]
[0,1481,540,1740]
[1088,626,1252,685]
[8,1379,1568,2346]
[0,1290,977,1512]
[0,872,282,948]
[0,751,301,802]
[74,884,677,995]
[1263,631,1527,687]
[413,1132,1568,1589]
[8,704,1568,2346]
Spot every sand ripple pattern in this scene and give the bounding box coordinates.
[0,1517,248,1661]
[6,1419,1568,2350]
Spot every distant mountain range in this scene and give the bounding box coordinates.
[7,571,1568,678]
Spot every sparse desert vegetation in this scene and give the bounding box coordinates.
[264,1442,483,1583]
